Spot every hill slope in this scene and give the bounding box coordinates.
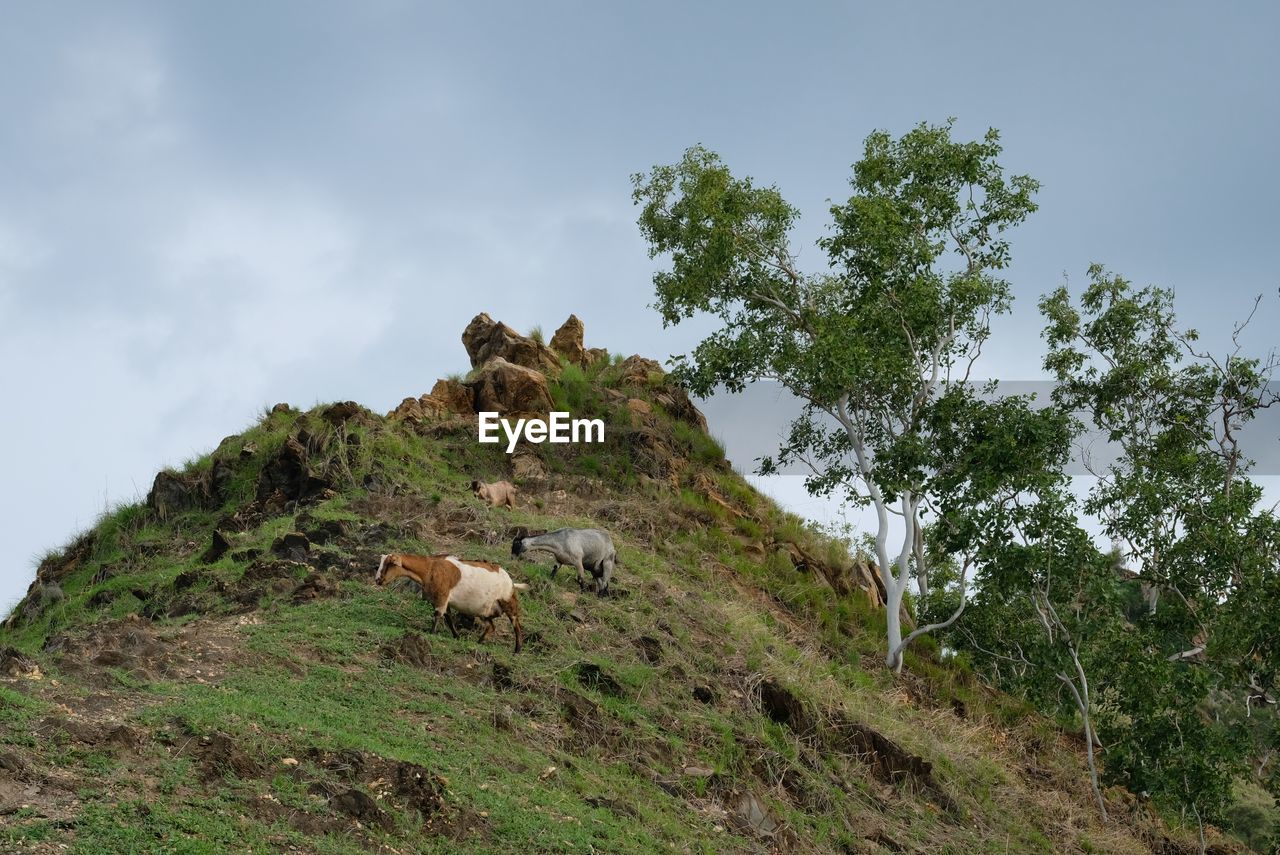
[1,315,1221,853]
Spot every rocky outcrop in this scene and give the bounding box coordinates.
[462,312,559,373]
[147,463,234,519]
[320,401,374,426]
[617,355,663,386]
[429,378,475,414]
[255,436,331,503]
[549,314,608,368]
[387,378,476,422]
[654,387,708,433]
[466,358,553,416]
[549,314,587,365]
[388,395,449,421]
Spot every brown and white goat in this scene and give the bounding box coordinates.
[471,479,517,509]
[375,553,526,652]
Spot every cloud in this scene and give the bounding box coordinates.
[0,218,49,310]
[42,28,179,156]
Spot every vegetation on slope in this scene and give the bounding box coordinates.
[0,342,1229,853]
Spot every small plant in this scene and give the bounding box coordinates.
[528,325,545,344]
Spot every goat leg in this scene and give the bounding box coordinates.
[445,611,460,638]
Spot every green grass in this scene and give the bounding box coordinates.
[0,392,1211,855]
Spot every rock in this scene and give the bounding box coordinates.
[210,458,236,500]
[291,570,335,604]
[201,530,232,564]
[430,378,476,414]
[626,398,653,416]
[271,532,311,561]
[549,314,587,365]
[584,347,610,366]
[466,358,554,416]
[855,558,888,609]
[298,517,350,546]
[617,355,663,386]
[654,387,709,433]
[624,426,685,483]
[146,470,207,519]
[733,791,780,836]
[388,394,448,422]
[692,685,716,705]
[172,570,200,591]
[270,403,292,414]
[683,765,715,778]
[329,787,392,830]
[292,573,336,603]
[0,647,36,678]
[462,312,559,372]
[511,450,547,481]
[256,436,329,503]
[320,401,368,425]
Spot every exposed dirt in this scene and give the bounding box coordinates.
[199,731,262,781]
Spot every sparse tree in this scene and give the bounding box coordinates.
[632,121,1059,671]
[1038,268,1279,847]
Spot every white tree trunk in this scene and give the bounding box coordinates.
[885,583,904,670]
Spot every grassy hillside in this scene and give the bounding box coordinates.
[0,334,1228,853]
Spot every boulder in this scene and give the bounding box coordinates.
[387,395,448,422]
[200,530,232,564]
[255,436,330,503]
[549,314,586,365]
[466,358,553,416]
[462,312,559,373]
[429,378,475,414]
[617,355,663,386]
[271,532,311,562]
[147,470,207,519]
[320,401,371,426]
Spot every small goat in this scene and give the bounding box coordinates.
[512,528,616,595]
[471,479,517,509]
[375,553,527,652]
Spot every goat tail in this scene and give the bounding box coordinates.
[512,582,531,591]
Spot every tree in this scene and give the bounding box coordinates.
[1038,267,1279,847]
[949,478,1118,818]
[632,121,1055,671]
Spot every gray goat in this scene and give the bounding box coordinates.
[511,528,617,595]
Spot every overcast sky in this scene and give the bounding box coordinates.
[3,2,1278,614]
